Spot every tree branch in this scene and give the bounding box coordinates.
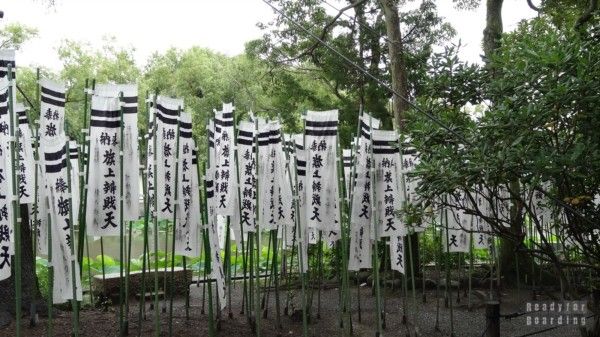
[526,0,540,12]
[575,0,599,29]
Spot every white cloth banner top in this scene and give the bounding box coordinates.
[305,110,339,233]
[39,78,66,144]
[43,142,82,303]
[175,112,200,257]
[86,95,122,236]
[16,103,35,204]
[342,148,351,199]
[0,77,14,281]
[446,192,472,253]
[94,84,140,221]
[372,130,404,238]
[156,96,183,220]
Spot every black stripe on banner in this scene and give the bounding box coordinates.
[121,96,137,104]
[90,119,120,128]
[69,155,78,159]
[222,112,233,119]
[91,109,120,119]
[295,143,304,150]
[305,129,337,136]
[205,180,213,188]
[373,148,399,154]
[360,129,371,139]
[179,130,192,138]
[19,118,28,125]
[258,140,270,146]
[208,140,214,147]
[0,91,7,102]
[206,191,214,198]
[179,121,192,129]
[403,149,417,155]
[41,86,65,99]
[305,120,338,128]
[296,160,306,166]
[238,130,252,138]
[157,112,178,125]
[237,138,253,146]
[214,119,234,127]
[41,95,65,107]
[270,138,281,144]
[122,106,137,114]
[44,146,66,161]
[45,159,67,173]
[0,106,7,116]
[157,103,178,117]
[214,125,221,133]
[192,157,198,165]
[297,169,306,176]
[372,140,397,146]
[17,109,27,117]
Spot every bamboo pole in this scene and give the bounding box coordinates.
[151,92,160,337]
[7,65,23,337]
[65,139,80,337]
[167,105,182,337]
[29,68,41,327]
[118,92,126,336]
[46,198,53,337]
[137,126,151,337]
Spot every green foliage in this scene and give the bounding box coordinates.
[0,23,38,50]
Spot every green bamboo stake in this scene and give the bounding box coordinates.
[200,162,215,337]
[65,139,80,337]
[367,114,383,336]
[224,216,233,318]
[137,128,151,337]
[261,230,272,311]
[287,124,308,337]
[29,68,40,328]
[434,212,442,331]
[334,126,352,334]
[271,230,282,330]
[7,65,23,337]
[468,218,474,311]
[167,105,182,337]
[151,92,161,337]
[232,124,249,317]
[250,117,262,336]
[46,199,53,337]
[76,79,90,267]
[117,92,127,336]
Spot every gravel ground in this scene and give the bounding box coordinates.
[0,281,586,336]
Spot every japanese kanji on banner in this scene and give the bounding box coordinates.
[348,113,379,271]
[390,234,405,274]
[156,96,183,220]
[0,77,14,281]
[94,84,140,220]
[175,112,200,257]
[43,142,82,303]
[305,110,339,233]
[16,103,35,204]
[236,121,257,233]
[445,192,471,253]
[86,95,122,236]
[372,130,403,238]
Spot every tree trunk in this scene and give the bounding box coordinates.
[482,0,504,61]
[0,204,44,326]
[379,0,409,129]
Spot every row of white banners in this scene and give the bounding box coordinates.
[0,49,555,308]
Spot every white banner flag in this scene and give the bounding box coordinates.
[68,140,80,227]
[86,95,122,236]
[446,192,471,253]
[390,234,405,274]
[43,142,82,303]
[305,110,339,233]
[348,113,379,271]
[214,103,236,216]
[0,77,13,280]
[16,103,35,204]
[175,112,200,257]
[237,121,257,233]
[156,96,183,220]
[293,134,309,273]
[372,130,404,238]
[94,84,140,221]
[39,79,66,144]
